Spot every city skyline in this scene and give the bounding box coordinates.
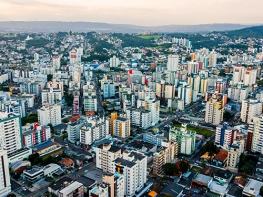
[0,0,262,26]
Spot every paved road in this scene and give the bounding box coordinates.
[66,162,96,180]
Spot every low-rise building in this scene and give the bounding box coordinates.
[58,181,84,197]
[242,179,263,197]
[23,166,44,183]
[211,149,228,168]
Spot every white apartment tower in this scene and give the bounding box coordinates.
[37,104,61,126]
[241,99,262,123]
[95,143,122,173]
[250,115,263,154]
[167,55,179,72]
[109,55,120,67]
[0,149,11,196]
[205,94,224,125]
[209,50,217,67]
[113,151,147,197]
[0,113,23,155]
[41,88,62,105]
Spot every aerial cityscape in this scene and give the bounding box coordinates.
[0,1,263,197]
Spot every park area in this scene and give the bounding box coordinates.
[137,35,159,40]
[173,123,213,138]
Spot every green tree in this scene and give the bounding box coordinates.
[180,161,190,173]
[201,162,206,168]
[47,74,53,82]
[163,163,179,176]
[260,186,263,196]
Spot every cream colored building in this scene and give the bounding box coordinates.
[241,99,262,123]
[205,94,224,125]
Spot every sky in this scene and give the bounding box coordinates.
[0,0,262,26]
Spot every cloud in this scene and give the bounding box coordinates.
[0,0,262,25]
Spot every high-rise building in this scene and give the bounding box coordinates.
[241,99,262,123]
[215,124,236,148]
[67,121,84,144]
[167,55,179,71]
[208,50,217,67]
[103,83,115,98]
[126,108,151,129]
[41,87,62,105]
[0,112,23,155]
[37,104,61,126]
[83,95,97,112]
[73,95,79,116]
[232,64,244,84]
[205,93,224,125]
[46,79,64,96]
[243,67,257,86]
[69,49,77,64]
[22,123,51,148]
[52,56,60,70]
[178,82,192,105]
[187,61,199,74]
[228,83,249,102]
[113,150,147,197]
[0,148,11,196]
[109,55,120,67]
[95,143,122,173]
[169,124,196,155]
[80,118,109,145]
[113,117,130,138]
[250,115,263,154]
[152,141,178,175]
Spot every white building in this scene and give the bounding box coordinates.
[228,83,249,102]
[167,55,179,72]
[241,99,262,123]
[242,179,263,197]
[178,82,192,105]
[113,150,147,197]
[187,61,199,74]
[0,112,23,156]
[37,104,61,126]
[83,95,97,112]
[41,88,62,105]
[215,124,236,148]
[109,55,120,67]
[95,143,122,173]
[0,148,11,197]
[113,117,130,138]
[80,117,109,145]
[243,67,257,86]
[67,122,85,144]
[205,93,224,125]
[126,108,151,129]
[250,115,263,154]
[209,50,217,67]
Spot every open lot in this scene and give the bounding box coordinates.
[173,123,213,138]
[138,35,159,40]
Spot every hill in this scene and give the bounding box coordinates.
[221,25,263,38]
[0,21,255,33]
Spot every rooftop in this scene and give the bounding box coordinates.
[59,181,83,195]
[76,176,96,187]
[214,149,228,161]
[214,170,233,181]
[84,168,109,184]
[49,177,73,191]
[114,157,136,168]
[160,182,184,196]
[243,179,263,196]
[192,174,213,185]
[227,185,243,197]
[33,141,56,151]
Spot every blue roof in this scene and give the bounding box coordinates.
[33,141,55,150]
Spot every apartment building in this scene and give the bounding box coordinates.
[67,121,85,144]
[178,82,192,105]
[113,150,147,197]
[0,149,11,197]
[103,82,115,98]
[228,83,249,102]
[80,118,109,145]
[41,87,62,105]
[227,140,245,170]
[37,104,61,126]
[83,95,97,112]
[22,123,51,148]
[152,141,178,175]
[169,124,196,155]
[241,99,262,123]
[215,124,236,148]
[113,117,130,138]
[126,107,151,129]
[95,143,122,173]
[250,115,263,154]
[58,181,84,197]
[0,112,23,155]
[205,93,224,125]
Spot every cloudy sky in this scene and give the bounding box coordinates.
[0,0,262,26]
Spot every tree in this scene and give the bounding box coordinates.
[28,153,41,165]
[201,162,206,168]
[163,163,179,176]
[224,111,234,121]
[208,151,214,163]
[47,74,53,82]
[180,161,190,173]
[260,186,263,196]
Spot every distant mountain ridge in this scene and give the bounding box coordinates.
[0,21,259,33]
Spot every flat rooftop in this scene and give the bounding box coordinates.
[84,169,108,184]
[209,180,228,195]
[59,181,83,195]
[192,174,213,185]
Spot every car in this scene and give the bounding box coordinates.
[22,187,26,191]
